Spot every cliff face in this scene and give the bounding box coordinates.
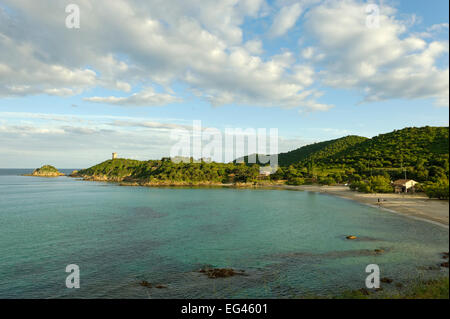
[29,165,65,177]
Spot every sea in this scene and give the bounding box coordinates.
[0,169,448,298]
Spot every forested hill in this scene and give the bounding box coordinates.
[74,158,261,184]
[75,126,448,185]
[315,126,449,169]
[260,126,448,169]
[277,135,368,166]
[235,135,367,166]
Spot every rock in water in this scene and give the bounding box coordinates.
[155,284,167,289]
[198,267,247,279]
[27,165,65,177]
[139,280,152,288]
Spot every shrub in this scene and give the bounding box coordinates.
[318,176,337,185]
[350,175,393,193]
[423,179,449,199]
[287,177,305,185]
[368,175,393,193]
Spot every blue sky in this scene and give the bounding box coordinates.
[0,0,448,168]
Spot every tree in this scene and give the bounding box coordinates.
[423,179,449,199]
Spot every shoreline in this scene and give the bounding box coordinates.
[273,185,449,229]
[71,176,450,229]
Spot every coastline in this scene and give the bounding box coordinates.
[72,175,450,229]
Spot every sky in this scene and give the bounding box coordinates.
[0,0,448,168]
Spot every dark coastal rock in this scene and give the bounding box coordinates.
[155,284,167,289]
[139,280,167,289]
[380,277,393,284]
[139,280,152,288]
[442,252,449,259]
[440,262,449,268]
[198,267,247,279]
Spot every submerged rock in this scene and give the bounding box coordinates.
[139,280,152,288]
[374,249,385,254]
[198,267,248,279]
[380,277,393,284]
[155,284,167,289]
[138,280,167,289]
[442,252,449,259]
[346,235,358,240]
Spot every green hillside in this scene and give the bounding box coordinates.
[75,158,261,184]
[235,135,367,166]
[77,158,144,179]
[321,126,449,169]
[272,126,449,190]
[277,135,368,166]
[275,126,448,170]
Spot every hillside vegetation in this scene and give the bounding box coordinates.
[277,135,368,166]
[323,126,449,168]
[235,135,368,166]
[75,158,261,185]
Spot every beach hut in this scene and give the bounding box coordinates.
[393,179,418,193]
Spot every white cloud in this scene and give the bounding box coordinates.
[428,23,449,33]
[415,23,449,38]
[301,47,314,59]
[269,3,303,37]
[244,39,264,55]
[304,0,449,106]
[0,0,331,111]
[0,32,98,97]
[84,88,181,107]
[0,0,447,110]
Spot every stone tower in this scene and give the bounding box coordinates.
[112,152,117,160]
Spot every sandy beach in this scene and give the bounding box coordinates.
[270,185,449,228]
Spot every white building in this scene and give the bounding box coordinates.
[393,179,418,193]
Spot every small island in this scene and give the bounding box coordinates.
[24,165,65,177]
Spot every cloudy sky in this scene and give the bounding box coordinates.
[0,0,448,168]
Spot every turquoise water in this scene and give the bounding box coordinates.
[0,172,448,298]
